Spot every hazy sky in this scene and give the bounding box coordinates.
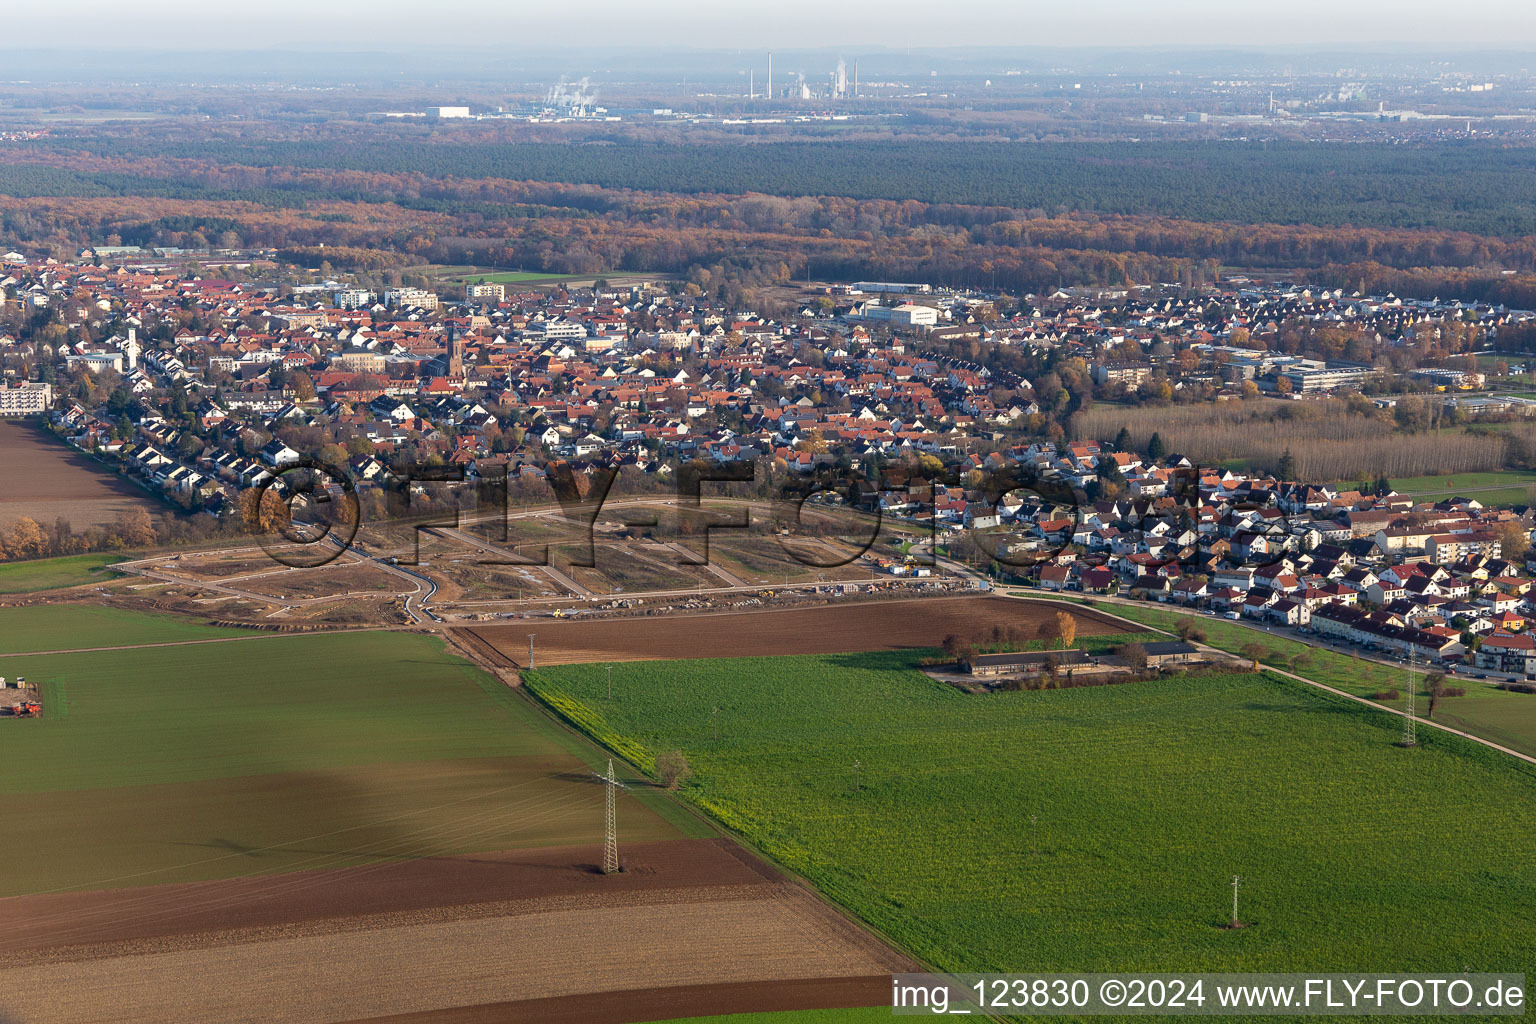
[6,0,1535,50]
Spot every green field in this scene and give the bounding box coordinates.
[0,629,699,896]
[652,1011,889,1024]
[0,553,127,593]
[526,652,1536,979]
[462,270,594,284]
[1044,597,1536,760]
[0,604,253,654]
[1337,470,1536,506]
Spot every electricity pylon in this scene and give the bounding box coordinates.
[1402,648,1418,747]
[591,758,628,874]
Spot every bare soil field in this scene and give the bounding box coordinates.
[0,421,161,529]
[332,977,892,1024]
[0,839,908,1024]
[468,595,1126,667]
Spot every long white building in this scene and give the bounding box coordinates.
[0,381,53,416]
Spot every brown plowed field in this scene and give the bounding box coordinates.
[334,976,893,1024]
[468,595,1125,667]
[0,839,911,1024]
[0,420,160,529]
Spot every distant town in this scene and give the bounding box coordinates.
[2,248,1536,678]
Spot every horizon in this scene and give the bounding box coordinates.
[5,0,1536,51]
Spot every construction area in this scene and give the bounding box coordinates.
[1,675,40,718]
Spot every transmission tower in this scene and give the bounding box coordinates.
[527,633,536,670]
[604,758,619,873]
[1231,875,1242,926]
[1402,648,1418,747]
[589,758,629,874]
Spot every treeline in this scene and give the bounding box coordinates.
[1313,262,1536,311]
[32,135,1536,236]
[1073,400,1510,480]
[1,508,168,562]
[15,149,1536,276]
[7,139,1536,304]
[275,245,410,271]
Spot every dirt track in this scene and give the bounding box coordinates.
[469,595,1125,666]
[0,839,910,1024]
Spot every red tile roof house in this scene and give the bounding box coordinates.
[1039,564,1072,590]
[1080,567,1115,592]
[1475,631,1536,676]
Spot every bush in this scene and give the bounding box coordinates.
[1498,682,1536,694]
[655,749,694,790]
[1115,642,1149,670]
[1370,689,1401,701]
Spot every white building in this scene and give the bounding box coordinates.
[465,282,506,302]
[334,288,372,310]
[859,302,939,327]
[383,287,439,311]
[851,281,932,294]
[429,106,471,119]
[0,381,52,416]
[65,349,124,374]
[540,321,589,340]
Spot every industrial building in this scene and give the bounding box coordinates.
[858,302,939,327]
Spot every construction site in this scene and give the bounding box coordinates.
[1,674,40,718]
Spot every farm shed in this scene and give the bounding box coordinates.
[966,650,1092,676]
[1140,641,1199,667]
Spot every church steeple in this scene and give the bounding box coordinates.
[447,326,464,378]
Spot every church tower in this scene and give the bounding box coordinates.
[447,327,464,378]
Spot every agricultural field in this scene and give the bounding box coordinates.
[0,552,126,592]
[0,420,162,529]
[470,596,1127,667]
[0,604,253,654]
[0,836,903,1024]
[0,622,907,1023]
[1366,469,1536,507]
[460,269,597,284]
[656,1011,892,1024]
[0,629,698,887]
[525,652,1536,981]
[1048,597,1536,759]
